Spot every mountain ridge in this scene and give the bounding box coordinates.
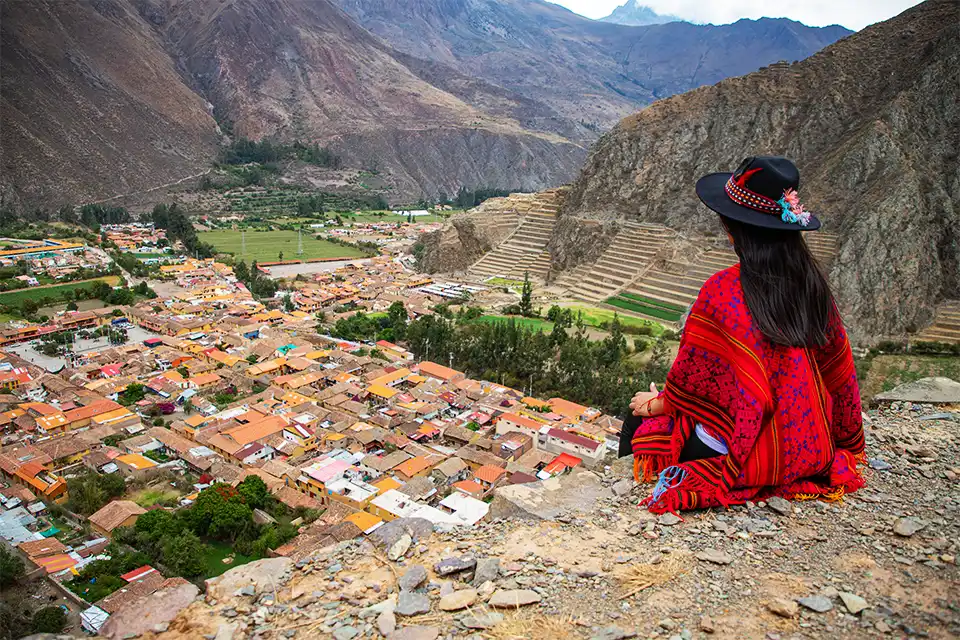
[600,0,682,26]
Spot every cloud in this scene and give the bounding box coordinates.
[549,0,923,30]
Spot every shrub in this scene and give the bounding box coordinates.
[32,606,66,634]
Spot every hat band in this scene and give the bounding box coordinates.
[723,176,782,214]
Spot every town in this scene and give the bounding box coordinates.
[0,220,626,636]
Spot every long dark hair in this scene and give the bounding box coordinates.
[722,217,835,347]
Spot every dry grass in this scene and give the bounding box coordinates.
[483,612,583,640]
[615,553,691,600]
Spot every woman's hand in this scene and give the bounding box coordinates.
[630,382,665,417]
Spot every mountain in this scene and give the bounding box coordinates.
[1,0,850,209]
[334,0,852,129]
[561,0,960,340]
[600,1,681,26]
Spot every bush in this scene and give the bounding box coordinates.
[0,546,25,587]
[32,607,66,634]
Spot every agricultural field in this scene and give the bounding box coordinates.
[216,186,387,217]
[0,276,121,307]
[605,293,686,323]
[563,305,666,335]
[477,315,555,332]
[131,484,181,508]
[199,229,366,262]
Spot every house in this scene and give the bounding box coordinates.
[417,361,464,383]
[495,413,543,441]
[392,455,436,482]
[430,456,468,486]
[438,491,489,526]
[88,500,146,537]
[366,488,423,522]
[473,464,508,493]
[538,427,605,466]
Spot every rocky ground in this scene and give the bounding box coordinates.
[141,403,958,640]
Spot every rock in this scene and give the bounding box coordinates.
[591,626,638,640]
[869,458,893,471]
[612,479,634,496]
[99,579,200,640]
[388,534,412,561]
[399,564,428,592]
[332,627,358,640]
[462,612,504,629]
[875,377,960,404]
[699,616,716,633]
[153,623,169,633]
[472,557,501,586]
[214,623,238,640]
[767,599,799,618]
[238,585,256,597]
[488,589,542,608]
[893,517,924,537]
[434,556,476,576]
[658,513,682,526]
[378,609,397,636]
[488,469,612,521]
[765,496,792,516]
[370,518,434,551]
[439,588,478,611]
[838,592,869,615]
[396,591,431,616]
[797,595,834,613]
[387,626,440,640]
[695,549,734,565]
[205,558,294,601]
[658,619,677,630]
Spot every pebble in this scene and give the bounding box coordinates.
[766,496,792,516]
[439,588,478,611]
[396,591,431,617]
[462,612,504,629]
[838,592,869,615]
[488,589,542,608]
[658,619,677,630]
[695,549,734,565]
[767,598,799,618]
[434,556,477,576]
[590,626,638,640]
[472,557,500,586]
[869,458,893,471]
[797,595,834,613]
[659,513,682,526]
[387,626,440,640]
[699,615,715,633]
[893,517,924,537]
[399,565,427,592]
[377,609,397,636]
[388,534,412,562]
[332,627,358,640]
[612,479,634,496]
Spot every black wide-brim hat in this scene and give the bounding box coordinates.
[696,156,821,231]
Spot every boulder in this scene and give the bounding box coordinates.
[874,377,960,404]
[488,470,612,521]
[370,518,434,551]
[205,557,293,601]
[99,579,199,639]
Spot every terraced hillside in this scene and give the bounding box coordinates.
[917,301,960,344]
[607,233,842,323]
[467,189,566,281]
[553,222,675,303]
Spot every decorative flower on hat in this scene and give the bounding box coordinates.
[778,188,811,227]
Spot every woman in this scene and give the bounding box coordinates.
[621,156,865,514]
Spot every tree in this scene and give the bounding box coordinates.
[135,509,176,538]
[237,476,270,510]
[66,301,78,311]
[278,251,284,261]
[519,271,534,317]
[162,531,207,578]
[282,294,294,312]
[234,260,249,283]
[646,337,671,383]
[246,354,259,364]
[31,607,66,634]
[119,383,146,406]
[0,546,24,588]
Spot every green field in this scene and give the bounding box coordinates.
[200,229,366,262]
[563,305,665,335]
[605,296,684,323]
[478,315,555,332]
[132,252,168,259]
[0,276,121,307]
[203,540,254,578]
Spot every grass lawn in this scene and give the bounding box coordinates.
[0,276,121,307]
[564,305,665,335]
[618,292,687,313]
[131,485,180,508]
[132,252,168,259]
[203,540,254,578]
[478,315,555,332]
[337,211,448,224]
[606,296,683,323]
[485,277,525,292]
[200,229,365,262]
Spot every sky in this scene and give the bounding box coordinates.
[548,0,924,31]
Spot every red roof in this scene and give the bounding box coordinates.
[121,565,157,582]
[474,464,507,484]
[546,428,601,452]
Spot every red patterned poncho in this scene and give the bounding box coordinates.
[632,265,866,513]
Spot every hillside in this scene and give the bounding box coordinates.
[334,0,850,128]
[560,0,960,341]
[0,0,849,209]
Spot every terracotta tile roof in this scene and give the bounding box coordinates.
[452,480,484,497]
[474,464,507,484]
[88,500,146,533]
[393,455,435,478]
[18,537,67,559]
[418,361,463,381]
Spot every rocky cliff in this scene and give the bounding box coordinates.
[601,1,682,26]
[560,0,960,341]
